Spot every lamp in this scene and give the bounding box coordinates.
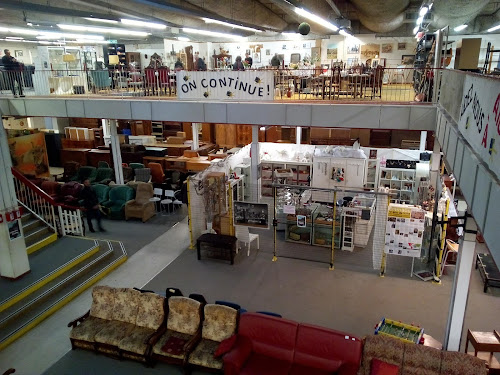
[63,53,76,63]
[108,55,119,65]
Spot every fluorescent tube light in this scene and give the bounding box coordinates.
[419,7,428,17]
[202,18,262,32]
[6,36,24,40]
[121,18,166,30]
[183,27,246,40]
[488,24,500,32]
[177,37,190,42]
[416,16,424,25]
[37,32,104,40]
[9,28,39,36]
[413,26,420,34]
[339,29,352,37]
[83,17,119,24]
[294,7,338,32]
[454,24,467,32]
[58,24,149,37]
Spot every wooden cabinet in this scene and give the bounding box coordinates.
[125,52,141,68]
[454,38,482,70]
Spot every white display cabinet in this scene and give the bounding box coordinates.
[379,167,416,204]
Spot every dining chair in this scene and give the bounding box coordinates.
[441,239,459,275]
[235,226,259,256]
[160,189,175,215]
[150,187,162,212]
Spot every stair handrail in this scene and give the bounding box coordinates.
[11,167,81,211]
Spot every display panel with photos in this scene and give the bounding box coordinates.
[384,205,425,257]
[234,201,269,229]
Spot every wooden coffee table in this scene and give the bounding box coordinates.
[465,330,500,374]
[197,233,238,265]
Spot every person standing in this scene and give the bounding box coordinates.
[174,58,184,71]
[80,179,105,233]
[271,53,281,68]
[1,49,24,97]
[233,56,245,71]
[244,53,253,68]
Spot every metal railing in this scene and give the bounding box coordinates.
[11,168,85,236]
[0,66,437,103]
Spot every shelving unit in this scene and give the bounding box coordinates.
[105,44,126,67]
[261,161,312,197]
[234,164,251,200]
[413,33,435,96]
[379,167,416,204]
[151,122,164,142]
[365,159,378,189]
[341,212,356,251]
[312,204,340,248]
[285,204,317,245]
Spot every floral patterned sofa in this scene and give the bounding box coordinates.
[68,286,165,364]
[357,334,487,375]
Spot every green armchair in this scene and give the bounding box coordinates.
[91,168,114,185]
[71,166,97,183]
[90,70,112,92]
[93,184,111,204]
[102,186,135,220]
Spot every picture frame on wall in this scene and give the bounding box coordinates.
[398,42,407,50]
[381,43,393,53]
[347,44,360,54]
[245,49,251,55]
[234,201,269,229]
[266,49,271,56]
[282,44,287,50]
[401,54,415,65]
[14,50,23,57]
[253,51,261,64]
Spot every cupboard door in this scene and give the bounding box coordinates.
[345,159,365,188]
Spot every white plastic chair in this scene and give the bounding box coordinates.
[172,190,183,211]
[150,188,162,212]
[235,226,259,256]
[160,190,175,215]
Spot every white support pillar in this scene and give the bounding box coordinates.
[296,126,302,145]
[0,108,30,279]
[44,117,58,130]
[419,131,427,151]
[444,213,477,351]
[251,125,260,201]
[192,123,200,151]
[109,119,124,185]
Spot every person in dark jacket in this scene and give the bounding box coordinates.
[244,53,253,68]
[1,49,24,97]
[196,57,207,71]
[80,179,105,232]
[233,56,245,71]
[271,53,281,68]
[174,58,184,70]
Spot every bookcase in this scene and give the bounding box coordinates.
[379,167,416,204]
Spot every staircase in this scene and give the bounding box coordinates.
[21,212,57,254]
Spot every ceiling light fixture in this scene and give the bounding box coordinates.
[6,36,24,40]
[83,17,119,24]
[487,24,500,32]
[202,18,262,33]
[339,29,352,37]
[121,18,166,30]
[413,25,420,35]
[58,24,149,36]
[9,28,39,36]
[454,24,468,32]
[294,7,338,31]
[27,22,33,26]
[419,6,429,17]
[177,36,190,42]
[36,32,104,40]
[182,27,246,40]
[416,16,424,25]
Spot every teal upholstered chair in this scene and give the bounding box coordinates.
[91,168,114,185]
[102,185,135,220]
[71,166,97,183]
[129,163,145,171]
[97,161,110,169]
[90,70,112,92]
[92,184,111,204]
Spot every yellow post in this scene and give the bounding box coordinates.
[187,177,195,249]
[272,185,278,262]
[435,197,450,281]
[380,195,390,277]
[330,191,337,270]
[227,182,234,236]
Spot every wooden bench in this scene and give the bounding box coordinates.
[476,253,500,293]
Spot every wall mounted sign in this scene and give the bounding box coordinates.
[8,220,22,241]
[176,71,274,101]
[458,74,500,180]
[384,205,425,257]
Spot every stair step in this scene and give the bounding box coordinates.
[20,213,33,225]
[26,232,58,255]
[25,227,51,249]
[0,240,127,350]
[22,218,43,232]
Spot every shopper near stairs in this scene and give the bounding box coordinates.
[81,179,105,233]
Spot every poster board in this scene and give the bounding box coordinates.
[384,204,425,257]
[361,44,380,59]
[8,132,50,177]
[234,201,269,229]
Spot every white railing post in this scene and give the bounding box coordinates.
[58,206,66,236]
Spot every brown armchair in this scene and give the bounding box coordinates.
[124,182,155,222]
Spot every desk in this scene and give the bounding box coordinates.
[60,148,90,166]
[197,233,237,265]
[87,149,112,168]
[143,156,167,169]
[465,330,500,374]
[163,156,211,172]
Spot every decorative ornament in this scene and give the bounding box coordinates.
[298,22,311,36]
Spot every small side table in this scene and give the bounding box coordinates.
[465,330,500,374]
[197,233,237,265]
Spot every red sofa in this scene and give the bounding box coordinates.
[223,313,362,375]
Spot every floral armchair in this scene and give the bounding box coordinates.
[187,304,238,373]
[150,296,202,366]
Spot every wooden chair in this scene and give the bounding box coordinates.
[441,239,459,275]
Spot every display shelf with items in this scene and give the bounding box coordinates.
[312,204,340,248]
[261,161,312,197]
[365,159,378,189]
[151,122,164,141]
[341,213,356,251]
[379,167,416,204]
[234,164,251,200]
[285,203,318,245]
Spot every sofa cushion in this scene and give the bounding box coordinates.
[360,335,405,375]
[167,296,201,335]
[289,364,332,375]
[401,342,441,375]
[294,323,362,373]
[240,352,291,375]
[70,316,108,343]
[152,329,193,359]
[371,358,399,375]
[440,351,487,375]
[202,304,238,342]
[214,334,237,358]
[238,312,298,363]
[135,292,165,330]
[118,325,156,355]
[89,285,115,320]
[111,288,140,324]
[94,320,136,347]
[188,339,223,369]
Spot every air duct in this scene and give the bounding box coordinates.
[350,0,410,33]
[431,0,490,29]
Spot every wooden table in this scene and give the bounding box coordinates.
[87,149,112,167]
[143,156,167,169]
[60,148,90,166]
[197,233,238,265]
[164,156,211,172]
[465,330,500,374]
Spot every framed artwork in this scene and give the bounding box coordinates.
[401,55,415,65]
[234,201,269,229]
[326,48,338,60]
[303,42,311,49]
[361,44,380,59]
[245,49,251,55]
[369,149,378,159]
[282,44,287,50]
[381,43,393,53]
[14,50,23,57]
[398,42,407,50]
[371,58,380,68]
[347,44,360,54]
[253,51,261,64]
[266,49,271,56]
[311,47,321,64]
[290,53,301,63]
